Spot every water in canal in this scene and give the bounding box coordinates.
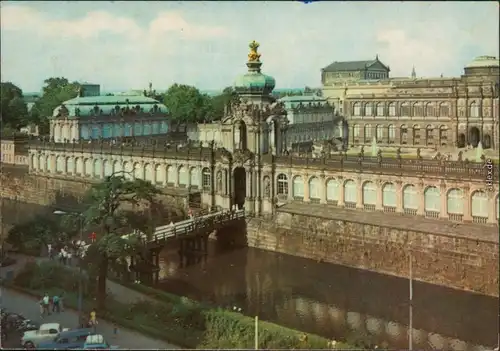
[155,240,498,350]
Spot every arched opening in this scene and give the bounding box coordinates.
[483,134,491,149]
[234,121,247,150]
[457,133,466,148]
[468,127,480,147]
[233,167,246,210]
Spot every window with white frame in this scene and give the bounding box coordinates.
[376,103,384,116]
[470,102,479,117]
[308,177,320,200]
[353,124,360,138]
[403,185,418,210]
[376,125,384,139]
[94,159,102,178]
[56,156,64,173]
[31,154,37,169]
[388,125,395,140]
[471,191,488,218]
[202,168,211,190]
[155,165,164,184]
[293,176,305,198]
[382,183,396,207]
[424,186,440,212]
[362,181,377,205]
[167,166,176,184]
[364,125,372,138]
[388,103,396,116]
[190,168,200,188]
[38,155,45,171]
[447,188,464,214]
[326,179,339,202]
[277,174,288,195]
[76,158,83,175]
[365,103,373,116]
[46,156,52,173]
[66,158,74,174]
[85,159,92,177]
[344,180,357,203]
[353,103,361,116]
[178,166,188,186]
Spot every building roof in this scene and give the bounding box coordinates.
[322,57,390,72]
[52,95,168,118]
[465,56,499,69]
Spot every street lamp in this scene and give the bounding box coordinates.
[53,209,84,327]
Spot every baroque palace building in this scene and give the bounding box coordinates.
[22,41,499,227]
[322,55,500,151]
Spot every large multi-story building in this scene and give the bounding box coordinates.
[49,84,170,142]
[322,55,500,151]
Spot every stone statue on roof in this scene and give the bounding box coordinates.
[248,40,261,62]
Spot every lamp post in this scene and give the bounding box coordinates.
[53,210,84,327]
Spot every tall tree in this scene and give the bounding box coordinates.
[31,77,80,134]
[80,175,161,308]
[163,84,212,128]
[0,82,29,130]
[210,86,239,120]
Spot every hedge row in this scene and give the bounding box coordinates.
[11,261,354,349]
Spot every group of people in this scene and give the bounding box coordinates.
[39,292,64,317]
[47,240,89,265]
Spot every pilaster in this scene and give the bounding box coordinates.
[417,181,425,216]
[303,174,310,202]
[338,176,345,207]
[395,180,403,213]
[487,191,497,224]
[375,179,383,210]
[462,185,472,222]
[356,177,363,209]
[440,182,448,219]
[319,175,327,204]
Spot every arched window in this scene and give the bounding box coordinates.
[425,103,434,117]
[471,191,488,221]
[56,156,64,173]
[113,160,122,175]
[93,159,102,178]
[190,167,200,188]
[133,163,142,179]
[376,103,384,117]
[364,124,372,138]
[388,125,395,140]
[344,180,357,205]
[144,164,154,183]
[167,166,176,185]
[439,103,449,117]
[46,156,52,173]
[376,125,384,140]
[470,102,479,117]
[308,177,320,201]
[362,181,377,207]
[401,102,410,116]
[178,166,188,187]
[123,161,133,180]
[103,160,113,177]
[75,158,83,175]
[388,102,396,116]
[155,165,164,185]
[84,159,92,177]
[413,103,423,117]
[403,184,418,214]
[66,158,74,174]
[365,103,373,116]
[382,183,396,208]
[277,174,288,195]
[446,188,464,215]
[424,186,440,214]
[353,102,361,116]
[39,155,45,171]
[31,154,37,170]
[293,176,305,198]
[353,124,360,138]
[326,179,339,203]
[202,167,211,191]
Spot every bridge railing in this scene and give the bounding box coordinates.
[122,209,245,243]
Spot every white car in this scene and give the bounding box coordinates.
[21,322,70,348]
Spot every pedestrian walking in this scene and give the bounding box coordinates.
[41,293,50,316]
[52,294,60,313]
[89,308,98,332]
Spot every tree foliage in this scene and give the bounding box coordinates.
[163,84,213,127]
[0,82,29,130]
[30,77,80,134]
[78,175,163,308]
[210,86,239,120]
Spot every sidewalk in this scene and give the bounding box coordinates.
[0,288,179,349]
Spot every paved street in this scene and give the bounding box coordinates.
[0,288,180,349]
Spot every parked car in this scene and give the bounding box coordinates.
[37,328,94,349]
[83,334,119,349]
[20,322,69,348]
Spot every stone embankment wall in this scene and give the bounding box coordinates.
[247,212,499,297]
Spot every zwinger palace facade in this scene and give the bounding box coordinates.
[322,56,500,151]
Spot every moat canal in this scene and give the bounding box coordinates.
[155,241,497,350]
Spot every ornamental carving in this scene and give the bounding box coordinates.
[232,149,253,166]
[263,176,271,198]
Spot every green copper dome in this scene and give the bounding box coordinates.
[233,40,276,95]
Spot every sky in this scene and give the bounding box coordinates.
[1,1,499,93]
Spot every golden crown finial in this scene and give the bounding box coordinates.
[248,40,261,62]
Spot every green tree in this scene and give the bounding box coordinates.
[31,77,80,134]
[210,86,239,120]
[80,175,161,308]
[163,84,212,128]
[1,82,29,130]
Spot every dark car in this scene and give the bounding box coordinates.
[37,328,94,349]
